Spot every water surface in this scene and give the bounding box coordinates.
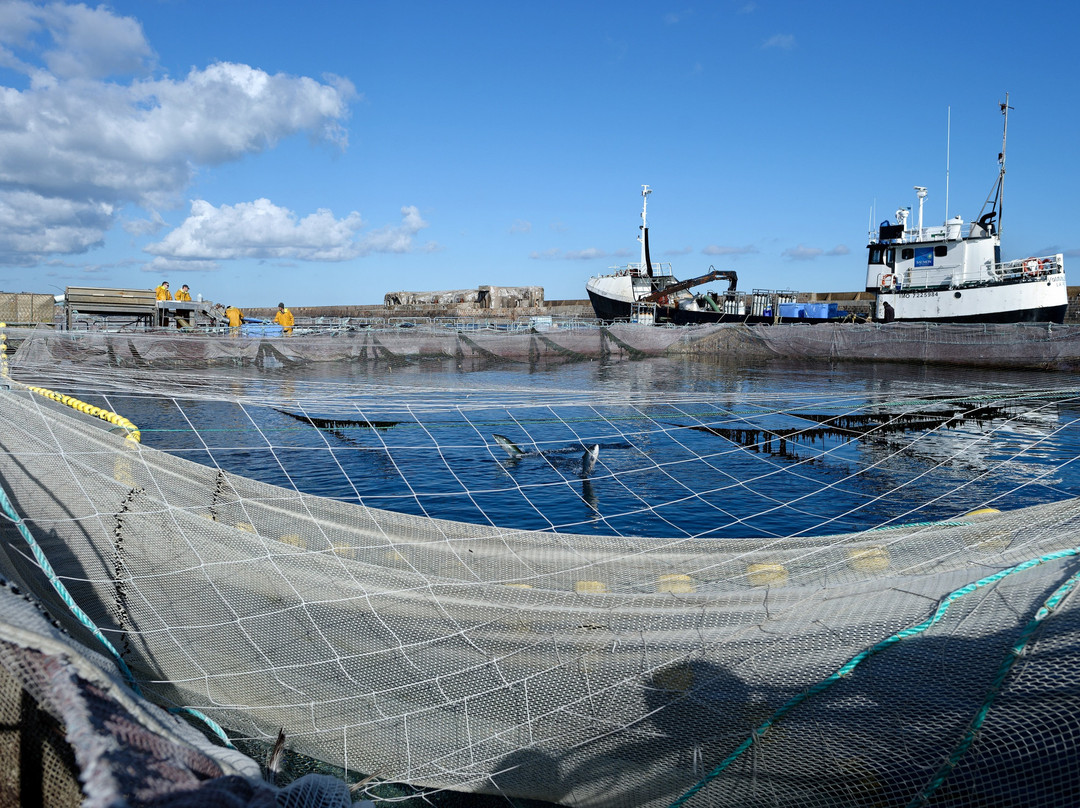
[109,356,1080,539]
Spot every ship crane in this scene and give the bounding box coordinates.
[640,268,738,304]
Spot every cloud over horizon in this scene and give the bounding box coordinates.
[146,200,432,263]
[0,1,356,266]
[702,244,758,257]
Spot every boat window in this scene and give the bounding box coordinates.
[886,248,896,267]
[934,245,947,257]
[901,248,914,261]
[868,247,885,264]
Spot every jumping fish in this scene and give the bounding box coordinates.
[493,434,603,514]
[494,434,601,477]
[492,433,526,458]
[581,444,600,478]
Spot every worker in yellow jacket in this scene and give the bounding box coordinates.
[273,302,295,335]
[174,284,193,329]
[224,305,243,330]
[154,281,172,326]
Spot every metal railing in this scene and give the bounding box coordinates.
[894,253,1065,291]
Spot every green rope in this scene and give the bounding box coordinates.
[908,561,1080,806]
[668,545,1080,808]
[0,480,237,749]
[169,706,235,748]
[0,480,140,692]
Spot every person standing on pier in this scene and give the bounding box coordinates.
[154,280,172,326]
[174,284,193,329]
[273,302,295,335]
[224,305,244,334]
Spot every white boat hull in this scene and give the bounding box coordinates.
[876,273,1067,324]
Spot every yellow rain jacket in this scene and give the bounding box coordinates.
[273,308,295,334]
[225,307,243,327]
[155,285,172,301]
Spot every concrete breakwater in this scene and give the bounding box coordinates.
[9,287,1080,328]
[233,287,1080,328]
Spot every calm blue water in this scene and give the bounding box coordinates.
[104,357,1080,539]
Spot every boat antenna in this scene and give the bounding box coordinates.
[976,93,1012,237]
[998,93,1012,237]
[944,106,950,225]
[639,184,653,278]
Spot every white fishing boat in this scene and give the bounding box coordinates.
[867,96,1067,324]
[585,187,789,325]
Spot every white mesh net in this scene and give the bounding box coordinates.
[2,326,1080,807]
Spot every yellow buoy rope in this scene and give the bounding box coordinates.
[22,385,141,443]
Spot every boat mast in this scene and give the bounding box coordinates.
[997,93,1012,238]
[639,185,653,277]
[976,94,1012,237]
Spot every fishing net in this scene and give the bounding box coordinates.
[1,325,1080,807]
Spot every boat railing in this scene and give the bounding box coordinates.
[896,253,1065,291]
[990,254,1065,282]
[868,227,949,245]
[604,261,675,278]
[896,267,954,290]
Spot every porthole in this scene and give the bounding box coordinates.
[954,292,962,299]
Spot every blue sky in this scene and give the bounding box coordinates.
[1,1,1078,307]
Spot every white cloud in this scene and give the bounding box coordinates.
[0,190,112,264]
[0,2,355,265]
[143,256,220,274]
[782,244,823,260]
[123,211,167,237]
[147,198,364,261]
[357,205,432,255]
[37,2,155,79]
[826,245,850,256]
[763,34,795,50]
[509,219,531,234]
[146,199,431,262]
[702,244,758,257]
[529,248,564,260]
[564,248,607,260]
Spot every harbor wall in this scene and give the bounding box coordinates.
[242,299,596,322]
[13,286,1080,326]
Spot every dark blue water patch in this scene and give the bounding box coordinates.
[83,358,1080,538]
